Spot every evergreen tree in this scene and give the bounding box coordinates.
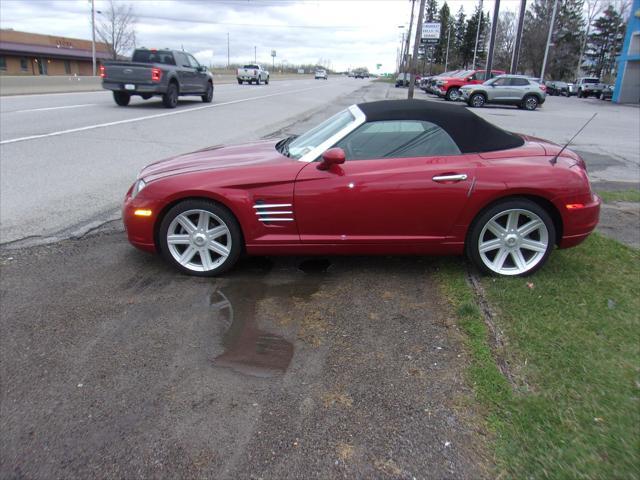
[425,0,439,21]
[453,6,466,69]
[585,5,626,79]
[521,0,554,76]
[434,2,451,65]
[549,0,585,80]
[462,6,488,69]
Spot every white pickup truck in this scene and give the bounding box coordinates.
[576,77,605,98]
[237,64,269,85]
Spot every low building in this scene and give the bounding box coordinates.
[0,29,110,76]
[614,0,640,103]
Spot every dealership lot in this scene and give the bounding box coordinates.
[1,80,638,478]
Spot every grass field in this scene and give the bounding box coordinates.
[438,234,640,479]
[597,189,640,203]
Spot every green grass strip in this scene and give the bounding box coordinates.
[597,189,640,203]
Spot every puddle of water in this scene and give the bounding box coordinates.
[297,258,332,274]
[209,266,326,378]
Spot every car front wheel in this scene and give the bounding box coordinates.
[467,199,555,276]
[522,95,539,110]
[159,200,242,277]
[469,93,486,108]
[445,87,460,101]
[202,82,213,103]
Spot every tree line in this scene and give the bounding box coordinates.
[415,0,630,82]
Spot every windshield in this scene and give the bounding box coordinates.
[454,70,472,77]
[286,109,356,160]
[243,65,259,69]
[583,78,599,84]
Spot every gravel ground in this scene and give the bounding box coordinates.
[0,232,489,479]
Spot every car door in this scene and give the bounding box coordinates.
[509,77,533,100]
[187,53,208,92]
[173,51,195,92]
[488,77,516,101]
[294,120,476,245]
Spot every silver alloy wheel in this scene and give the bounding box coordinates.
[471,94,485,107]
[525,96,538,110]
[448,88,460,101]
[166,209,232,273]
[478,208,549,276]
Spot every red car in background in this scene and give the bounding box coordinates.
[123,100,600,278]
[434,69,506,101]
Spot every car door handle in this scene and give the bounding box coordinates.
[432,174,468,182]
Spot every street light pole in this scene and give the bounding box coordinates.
[408,0,427,98]
[510,0,527,74]
[485,0,501,74]
[540,0,558,81]
[403,0,416,74]
[254,46,256,63]
[444,24,452,71]
[227,33,230,68]
[91,0,96,76]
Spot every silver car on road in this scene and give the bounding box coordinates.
[460,75,547,111]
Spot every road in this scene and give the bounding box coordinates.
[0,77,371,244]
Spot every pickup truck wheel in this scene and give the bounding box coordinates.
[265,76,269,85]
[255,77,261,85]
[445,87,460,101]
[113,91,130,106]
[162,83,179,108]
[238,79,243,85]
[522,95,539,111]
[201,82,213,103]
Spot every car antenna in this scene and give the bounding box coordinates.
[550,113,597,165]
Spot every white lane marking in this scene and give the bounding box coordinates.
[13,103,96,113]
[0,84,331,145]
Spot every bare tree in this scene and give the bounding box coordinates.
[575,0,605,78]
[96,0,137,60]
[494,11,517,71]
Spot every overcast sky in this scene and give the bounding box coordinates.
[0,0,521,73]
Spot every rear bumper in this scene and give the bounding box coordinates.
[558,194,601,248]
[102,81,164,94]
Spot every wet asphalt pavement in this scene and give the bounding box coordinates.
[0,231,487,479]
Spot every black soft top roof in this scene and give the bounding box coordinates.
[356,99,524,153]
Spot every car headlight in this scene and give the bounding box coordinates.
[131,179,146,199]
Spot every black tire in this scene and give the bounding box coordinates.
[467,198,556,277]
[265,76,269,84]
[162,82,179,108]
[255,77,261,85]
[141,94,152,100]
[445,87,460,101]
[201,82,213,103]
[238,79,243,85]
[158,199,243,277]
[468,93,486,108]
[113,91,130,106]
[521,95,539,111]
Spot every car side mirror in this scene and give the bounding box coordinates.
[317,148,346,171]
[197,66,208,73]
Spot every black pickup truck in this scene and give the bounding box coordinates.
[101,48,214,108]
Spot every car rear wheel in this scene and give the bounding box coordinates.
[159,200,242,277]
[522,95,539,111]
[469,93,486,108]
[238,79,243,85]
[162,82,179,108]
[265,76,269,84]
[467,199,555,276]
[202,82,213,103]
[113,91,130,106]
[445,87,460,101]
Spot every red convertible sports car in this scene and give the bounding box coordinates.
[123,99,600,277]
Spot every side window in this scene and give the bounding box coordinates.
[510,78,530,86]
[334,120,461,161]
[475,72,487,81]
[173,52,189,67]
[187,54,200,69]
[492,78,509,86]
[0,56,6,70]
[468,73,477,81]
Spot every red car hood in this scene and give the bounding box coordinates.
[140,139,293,182]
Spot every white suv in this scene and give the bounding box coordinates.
[315,70,327,80]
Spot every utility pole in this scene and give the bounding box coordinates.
[510,0,526,73]
[403,0,417,73]
[540,0,558,81]
[444,24,452,71]
[472,0,484,69]
[227,33,230,68]
[91,0,96,76]
[408,0,427,98]
[399,31,405,72]
[254,46,257,63]
[485,0,501,74]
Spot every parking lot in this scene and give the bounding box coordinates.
[1,79,639,478]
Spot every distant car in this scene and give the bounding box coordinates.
[546,81,571,96]
[576,77,605,98]
[434,69,506,101]
[600,85,614,100]
[101,48,214,108]
[237,64,269,85]
[315,69,328,80]
[395,73,411,87]
[460,74,547,110]
[122,99,600,278]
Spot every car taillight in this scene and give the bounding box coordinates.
[540,84,547,92]
[151,68,162,82]
[99,65,105,78]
